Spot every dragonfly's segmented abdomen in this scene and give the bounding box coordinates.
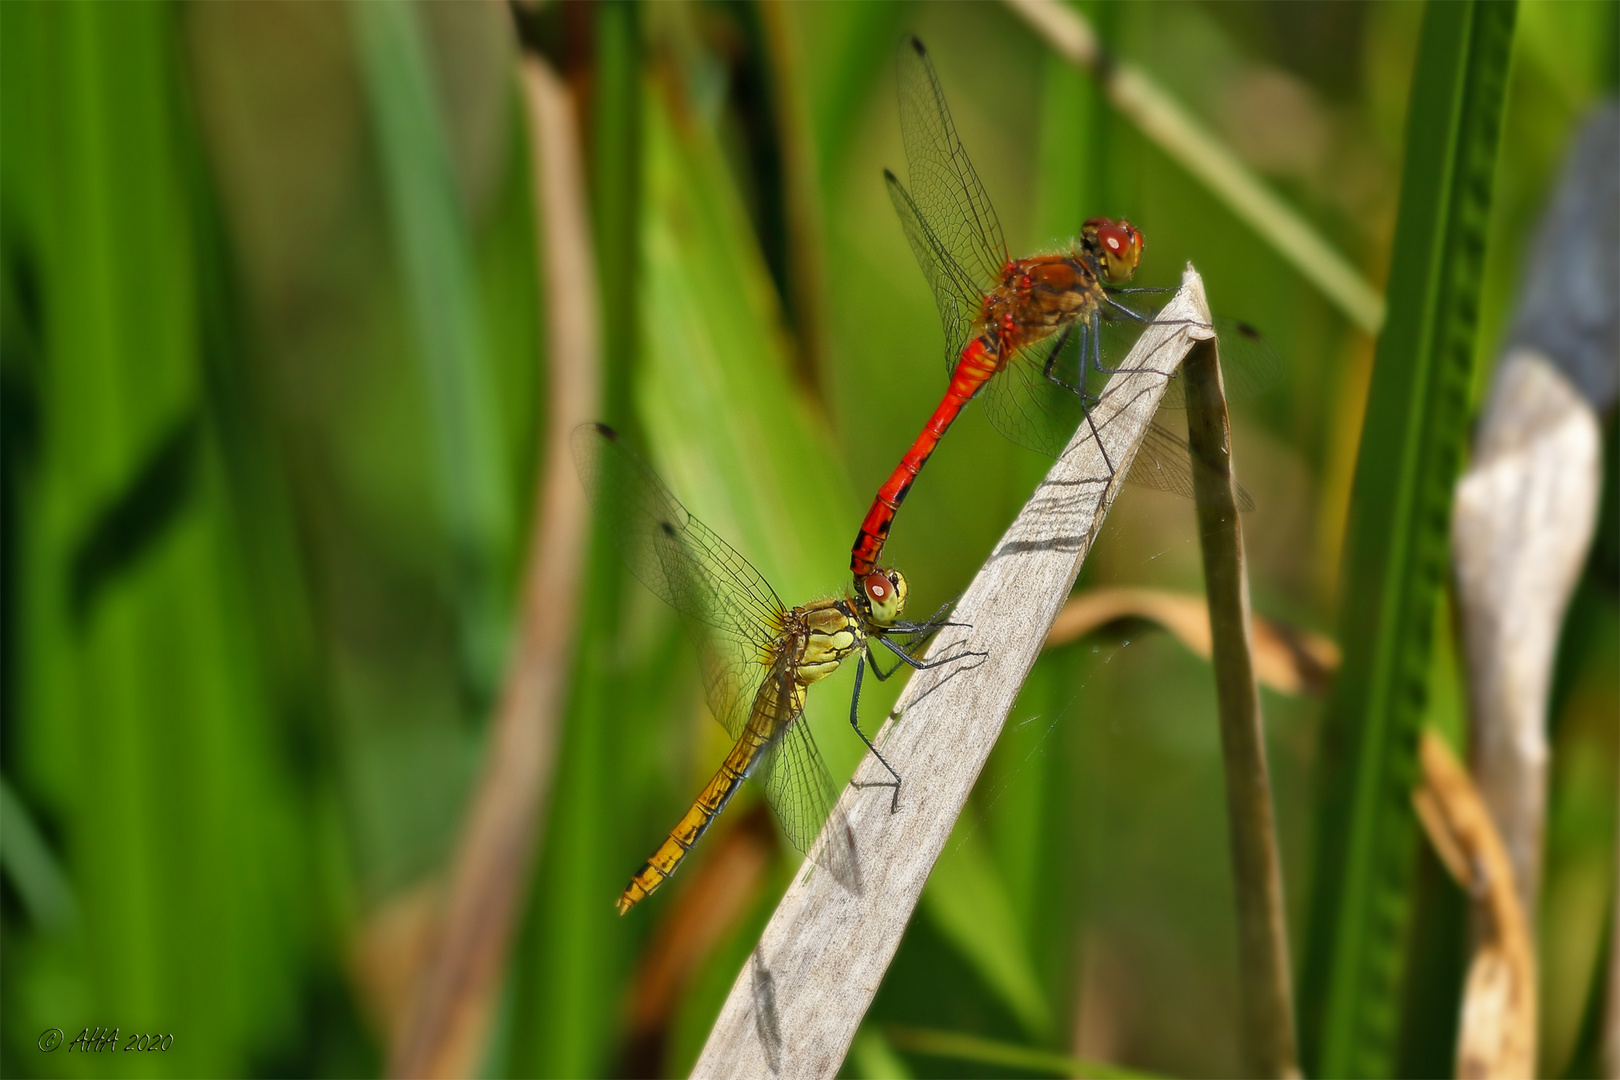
[849,336,1000,577]
[615,681,795,914]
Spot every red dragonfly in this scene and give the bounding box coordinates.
[851,37,1275,580]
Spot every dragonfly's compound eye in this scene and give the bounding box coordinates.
[1093,220,1143,283]
[863,571,906,623]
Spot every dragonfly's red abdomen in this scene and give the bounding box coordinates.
[850,336,999,577]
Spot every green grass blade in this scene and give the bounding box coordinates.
[508,8,644,1078]
[923,815,1053,1039]
[3,3,308,1074]
[351,1,513,693]
[589,0,642,431]
[884,1024,1162,1079]
[1300,3,1518,1075]
[0,776,78,930]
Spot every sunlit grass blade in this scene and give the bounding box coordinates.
[923,815,1053,1039]
[508,7,643,1079]
[1299,3,1519,1075]
[884,1024,1161,1079]
[351,1,513,693]
[3,3,307,1074]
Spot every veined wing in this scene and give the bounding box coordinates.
[1129,420,1257,512]
[1096,296,1281,410]
[976,336,1258,510]
[977,330,1088,460]
[756,661,861,893]
[886,169,981,372]
[574,423,788,738]
[895,36,1008,296]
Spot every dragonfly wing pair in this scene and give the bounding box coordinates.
[574,425,859,909]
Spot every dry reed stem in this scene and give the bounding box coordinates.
[1453,351,1601,926]
[1413,732,1537,1079]
[691,268,1212,1080]
[1184,338,1299,1078]
[388,55,600,1079]
[1044,586,1341,697]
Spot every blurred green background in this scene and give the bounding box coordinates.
[1,2,1614,1077]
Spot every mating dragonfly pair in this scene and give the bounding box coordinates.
[587,38,1275,913]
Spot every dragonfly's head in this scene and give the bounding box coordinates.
[859,569,909,627]
[1082,218,1144,283]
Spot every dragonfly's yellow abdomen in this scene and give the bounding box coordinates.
[615,600,865,913]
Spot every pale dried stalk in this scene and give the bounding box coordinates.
[1453,351,1601,925]
[1003,0,1384,335]
[1184,339,1299,1078]
[692,268,1213,1080]
[388,56,600,1079]
[1045,587,1341,698]
[1412,732,1537,1080]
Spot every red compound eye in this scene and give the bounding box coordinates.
[1097,221,1132,254]
[862,573,890,603]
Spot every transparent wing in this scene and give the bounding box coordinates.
[757,666,860,893]
[973,336,1258,511]
[895,36,1007,297]
[975,328,1091,459]
[1128,420,1257,512]
[886,169,982,372]
[573,423,787,737]
[1096,296,1281,410]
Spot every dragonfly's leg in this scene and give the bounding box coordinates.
[886,599,969,642]
[1103,296,1152,323]
[1042,324,1110,410]
[1040,324,1076,386]
[867,641,906,681]
[847,652,903,812]
[1031,316,1115,475]
[1042,313,1109,477]
[1078,384,1115,480]
[1092,296,1211,376]
[877,633,977,673]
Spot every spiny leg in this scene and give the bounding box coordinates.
[1038,322,1114,477]
[1091,295,1212,377]
[846,652,903,813]
[872,632,979,679]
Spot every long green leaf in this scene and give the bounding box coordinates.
[1300,3,1517,1075]
[509,7,643,1079]
[351,1,513,693]
[3,3,307,1074]
[923,815,1053,1039]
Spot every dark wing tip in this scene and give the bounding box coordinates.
[593,421,619,440]
[882,167,899,182]
[659,521,676,536]
[1232,321,1260,340]
[906,34,926,57]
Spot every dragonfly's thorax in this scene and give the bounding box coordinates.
[787,599,865,686]
[982,255,1105,353]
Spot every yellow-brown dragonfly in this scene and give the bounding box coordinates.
[575,424,958,913]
